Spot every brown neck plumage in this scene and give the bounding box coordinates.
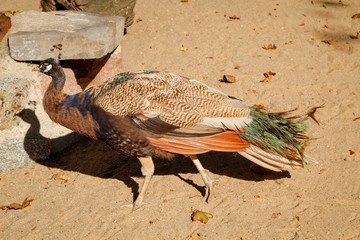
[42,68,99,139]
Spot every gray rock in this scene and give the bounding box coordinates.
[8,10,125,61]
[0,139,34,172]
[77,0,137,27]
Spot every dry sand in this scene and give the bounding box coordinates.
[1,0,360,239]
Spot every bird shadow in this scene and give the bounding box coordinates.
[18,109,291,202]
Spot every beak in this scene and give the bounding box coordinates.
[32,66,40,72]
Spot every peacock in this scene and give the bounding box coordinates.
[34,58,313,209]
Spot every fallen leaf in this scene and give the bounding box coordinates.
[205,56,214,59]
[353,117,360,121]
[263,44,277,50]
[296,216,300,221]
[222,75,236,83]
[241,237,248,240]
[179,45,188,51]
[299,23,305,26]
[319,169,326,174]
[181,0,189,2]
[234,66,240,69]
[0,196,34,210]
[191,210,213,224]
[271,212,281,218]
[191,234,198,239]
[321,40,333,45]
[254,195,260,198]
[323,25,330,29]
[229,15,240,20]
[352,13,360,19]
[253,104,264,109]
[136,18,143,22]
[349,150,355,155]
[108,19,114,23]
[260,76,272,82]
[0,10,24,15]
[260,71,276,82]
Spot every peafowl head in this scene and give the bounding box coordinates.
[33,58,60,76]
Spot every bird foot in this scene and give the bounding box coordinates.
[203,177,221,202]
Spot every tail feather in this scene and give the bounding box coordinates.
[239,145,303,172]
[239,107,310,168]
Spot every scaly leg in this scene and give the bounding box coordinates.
[133,156,155,209]
[189,155,213,202]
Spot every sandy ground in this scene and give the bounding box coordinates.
[1,0,360,239]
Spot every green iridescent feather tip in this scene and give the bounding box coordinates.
[239,107,310,166]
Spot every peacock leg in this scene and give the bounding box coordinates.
[189,155,213,202]
[133,156,155,209]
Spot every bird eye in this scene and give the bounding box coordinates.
[42,63,53,72]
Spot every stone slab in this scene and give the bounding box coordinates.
[8,10,125,61]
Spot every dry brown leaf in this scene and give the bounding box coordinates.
[353,117,360,121]
[263,44,277,50]
[191,210,213,224]
[0,196,34,210]
[271,212,281,218]
[321,40,333,45]
[319,169,326,174]
[349,150,355,155]
[299,23,305,26]
[234,66,240,69]
[260,71,276,82]
[260,76,272,82]
[229,15,240,20]
[352,13,360,19]
[179,45,188,51]
[222,75,236,83]
[0,10,24,15]
[296,216,300,221]
[323,25,330,29]
[136,18,143,22]
[253,104,264,109]
[254,195,260,198]
[205,56,214,59]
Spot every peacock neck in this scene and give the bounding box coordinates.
[51,68,66,91]
[43,72,99,140]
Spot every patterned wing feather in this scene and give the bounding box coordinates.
[88,71,252,135]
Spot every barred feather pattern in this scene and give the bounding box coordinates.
[87,71,250,129]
